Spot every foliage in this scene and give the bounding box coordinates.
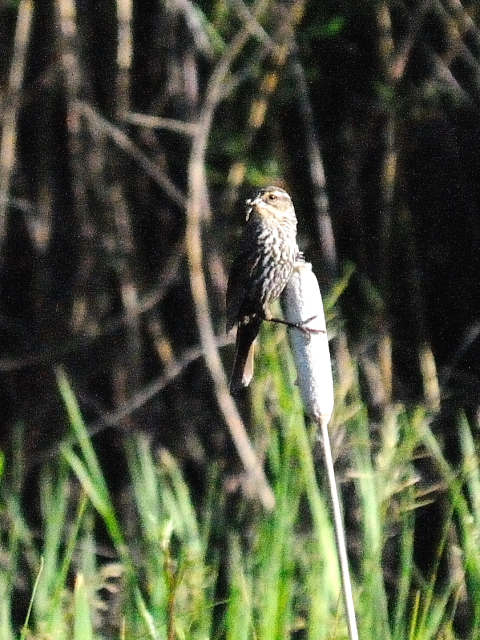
[0,333,478,639]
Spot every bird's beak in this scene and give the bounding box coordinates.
[251,196,266,208]
[245,199,253,220]
[245,195,267,220]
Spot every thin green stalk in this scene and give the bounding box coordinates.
[319,414,359,640]
[19,556,44,640]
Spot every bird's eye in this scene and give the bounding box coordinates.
[268,194,276,200]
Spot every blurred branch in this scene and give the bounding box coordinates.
[78,101,186,209]
[26,334,234,470]
[116,0,132,118]
[230,0,275,50]
[0,0,33,262]
[376,2,397,406]
[443,0,480,52]
[0,238,185,372]
[55,0,90,221]
[111,0,140,405]
[56,0,95,333]
[289,49,338,281]
[434,0,480,105]
[226,0,307,203]
[110,182,143,396]
[123,112,199,135]
[390,0,432,81]
[88,334,234,432]
[429,48,472,100]
[169,0,216,59]
[439,321,480,388]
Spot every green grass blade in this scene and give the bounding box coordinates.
[73,573,94,640]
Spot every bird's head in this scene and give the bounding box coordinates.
[245,186,296,223]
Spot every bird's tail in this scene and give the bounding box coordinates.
[229,316,262,395]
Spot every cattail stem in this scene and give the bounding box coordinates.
[320,413,359,640]
[281,262,359,640]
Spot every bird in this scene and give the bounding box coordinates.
[226,186,299,395]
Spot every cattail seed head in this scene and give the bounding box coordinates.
[280,261,334,423]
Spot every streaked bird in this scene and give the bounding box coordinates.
[226,186,299,394]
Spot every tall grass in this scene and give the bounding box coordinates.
[0,341,478,638]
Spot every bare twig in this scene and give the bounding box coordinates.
[145,312,176,368]
[0,0,33,262]
[0,239,185,372]
[169,0,216,59]
[89,334,234,432]
[56,0,95,333]
[110,182,143,395]
[375,2,399,406]
[226,0,307,201]
[78,101,187,209]
[429,48,472,100]
[443,0,480,52]
[123,112,199,135]
[230,0,276,50]
[116,0,132,117]
[26,334,234,470]
[289,50,338,281]
[391,0,432,81]
[433,0,480,104]
[111,0,143,404]
[439,321,480,388]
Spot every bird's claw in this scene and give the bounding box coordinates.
[267,315,326,335]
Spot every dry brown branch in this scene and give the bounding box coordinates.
[0,0,33,261]
[116,0,132,117]
[289,50,338,280]
[226,0,307,204]
[56,0,95,334]
[433,0,480,103]
[169,0,215,59]
[26,334,234,470]
[186,0,276,510]
[0,238,185,372]
[123,112,199,135]
[443,0,480,52]
[78,101,187,209]
[390,0,432,82]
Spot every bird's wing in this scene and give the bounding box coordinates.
[226,226,262,331]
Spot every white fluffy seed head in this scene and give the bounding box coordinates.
[280,262,334,424]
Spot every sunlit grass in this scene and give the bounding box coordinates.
[0,343,478,639]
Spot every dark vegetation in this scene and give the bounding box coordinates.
[1,0,480,636]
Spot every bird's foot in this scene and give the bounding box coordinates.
[267,315,326,334]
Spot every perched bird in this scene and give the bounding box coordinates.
[226,186,299,395]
